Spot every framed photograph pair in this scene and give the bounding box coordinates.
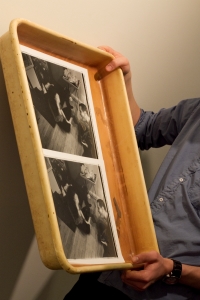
[0,19,158,273]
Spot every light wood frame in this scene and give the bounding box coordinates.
[0,18,159,273]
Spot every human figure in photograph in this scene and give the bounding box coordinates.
[22,52,98,158]
[91,198,116,258]
[50,63,97,158]
[49,158,91,233]
[23,54,74,132]
[77,103,96,158]
[47,158,117,259]
[64,184,91,235]
[43,80,73,132]
[50,158,71,196]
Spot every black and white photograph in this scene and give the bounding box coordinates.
[45,157,122,263]
[21,46,97,159]
[19,45,123,264]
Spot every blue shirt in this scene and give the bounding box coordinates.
[99,98,200,299]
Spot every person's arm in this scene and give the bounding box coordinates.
[98,47,200,148]
[98,46,141,126]
[54,93,62,114]
[180,263,200,289]
[121,251,200,291]
[55,93,69,121]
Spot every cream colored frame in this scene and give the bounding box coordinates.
[0,18,159,273]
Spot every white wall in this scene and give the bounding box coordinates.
[1,1,200,299]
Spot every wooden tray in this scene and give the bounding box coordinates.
[0,18,158,273]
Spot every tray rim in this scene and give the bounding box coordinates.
[0,18,159,273]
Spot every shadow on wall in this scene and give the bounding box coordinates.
[36,271,79,300]
[0,60,35,299]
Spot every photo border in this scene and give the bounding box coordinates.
[20,45,124,265]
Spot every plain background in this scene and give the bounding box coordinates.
[0,1,200,299]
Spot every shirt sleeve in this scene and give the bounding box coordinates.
[135,98,200,150]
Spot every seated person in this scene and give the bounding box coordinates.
[65,185,91,234]
[44,81,73,131]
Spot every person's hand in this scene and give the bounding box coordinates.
[121,251,173,291]
[98,46,131,81]
[98,45,141,126]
